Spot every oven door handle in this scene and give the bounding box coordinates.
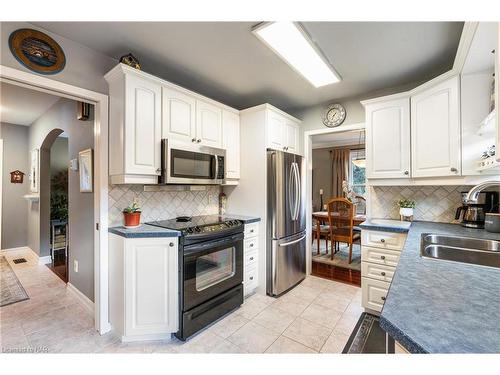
[183,233,244,257]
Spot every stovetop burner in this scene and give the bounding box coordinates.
[146,215,243,237]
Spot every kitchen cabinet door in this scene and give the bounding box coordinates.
[162,86,196,143]
[124,238,179,337]
[267,111,285,150]
[365,97,411,179]
[284,121,300,154]
[196,100,223,148]
[222,110,241,179]
[124,74,162,177]
[411,76,461,177]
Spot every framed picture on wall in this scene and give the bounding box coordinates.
[30,148,39,193]
[78,148,93,193]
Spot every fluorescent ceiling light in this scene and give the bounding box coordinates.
[253,22,341,88]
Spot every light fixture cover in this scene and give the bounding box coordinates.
[253,22,340,88]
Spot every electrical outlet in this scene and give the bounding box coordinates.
[74,260,79,273]
[208,195,213,205]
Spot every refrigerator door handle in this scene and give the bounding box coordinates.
[288,163,295,220]
[280,234,306,247]
[293,162,301,221]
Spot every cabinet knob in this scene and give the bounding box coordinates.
[380,255,386,260]
[169,242,174,247]
[191,138,196,142]
[250,243,254,247]
[156,168,161,174]
[249,276,254,281]
[381,272,386,276]
[380,238,385,243]
[404,171,409,175]
[250,257,254,261]
[450,167,458,173]
[381,296,386,301]
[196,139,201,143]
[250,229,254,233]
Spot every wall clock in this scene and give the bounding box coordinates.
[9,28,66,75]
[323,103,346,128]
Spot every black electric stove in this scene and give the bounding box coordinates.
[147,215,244,340]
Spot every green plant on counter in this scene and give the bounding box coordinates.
[123,199,141,213]
[397,199,416,209]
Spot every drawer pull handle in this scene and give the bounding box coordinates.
[250,243,254,247]
[381,296,386,301]
[249,257,254,261]
[381,272,386,276]
[169,242,174,247]
[250,229,254,233]
[380,255,386,260]
[249,276,254,281]
[380,239,386,243]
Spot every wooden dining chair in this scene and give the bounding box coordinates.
[326,198,361,263]
[312,218,330,255]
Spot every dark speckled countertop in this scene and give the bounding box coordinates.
[108,224,181,238]
[379,221,500,353]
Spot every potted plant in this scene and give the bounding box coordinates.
[123,199,141,228]
[397,199,415,218]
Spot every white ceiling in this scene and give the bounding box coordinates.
[33,22,464,113]
[0,82,60,126]
[311,129,364,149]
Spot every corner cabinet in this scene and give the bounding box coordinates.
[411,76,461,177]
[109,234,179,342]
[106,65,162,184]
[266,108,301,155]
[222,110,241,179]
[364,97,411,179]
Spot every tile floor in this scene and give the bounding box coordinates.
[1,247,363,354]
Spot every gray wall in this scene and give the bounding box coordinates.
[0,22,117,94]
[1,122,29,249]
[50,137,69,177]
[29,99,95,301]
[312,148,332,212]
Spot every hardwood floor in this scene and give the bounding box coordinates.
[46,249,68,283]
[311,261,361,287]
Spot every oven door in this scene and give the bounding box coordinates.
[182,232,243,311]
[161,138,225,184]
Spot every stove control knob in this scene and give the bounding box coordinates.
[186,228,193,234]
[194,226,201,233]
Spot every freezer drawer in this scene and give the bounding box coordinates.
[267,231,306,296]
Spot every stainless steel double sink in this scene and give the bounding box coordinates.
[421,233,500,269]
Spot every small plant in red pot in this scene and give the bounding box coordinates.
[123,200,141,228]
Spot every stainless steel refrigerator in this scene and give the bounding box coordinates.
[266,149,306,296]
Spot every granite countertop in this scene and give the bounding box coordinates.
[108,224,181,238]
[221,214,261,224]
[379,221,500,353]
[358,218,411,233]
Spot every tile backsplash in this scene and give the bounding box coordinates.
[370,185,473,223]
[108,185,221,227]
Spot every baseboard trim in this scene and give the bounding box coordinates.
[1,246,31,253]
[121,333,173,343]
[67,282,94,315]
[38,255,52,265]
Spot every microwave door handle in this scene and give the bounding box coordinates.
[213,155,218,180]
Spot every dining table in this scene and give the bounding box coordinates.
[312,211,366,253]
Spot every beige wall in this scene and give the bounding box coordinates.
[1,122,29,249]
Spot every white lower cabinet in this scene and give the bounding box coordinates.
[361,229,407,313]
[109,234,179,342]
[243,222,259,296]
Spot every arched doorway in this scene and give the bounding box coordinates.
[40,128,69,282]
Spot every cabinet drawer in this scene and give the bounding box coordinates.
[361,230,406,251]
[244,237,258,251]
[361,246,400,267]
[362,277,390,313]
[361,262,395,283]
[243,265,258,295]
[244,222,259,238]
[244,248,258,267]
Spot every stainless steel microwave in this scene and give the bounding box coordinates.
[160,139,226,185]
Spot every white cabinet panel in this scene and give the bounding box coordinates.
[365,97,411,179]
[196,100,222,147]
[361,230,406,251]
[124,238,178,337]
[411,76,461,177]
[162,87,196,143]
[222,110,241,179]
[361,246,401,267]
[125,74,161,176]
[362,277,390,313]
[267,111,285,150]
[284,121,300,154]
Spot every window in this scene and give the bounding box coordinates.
[349,149,366,197]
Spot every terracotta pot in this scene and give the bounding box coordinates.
[123,212,141,227]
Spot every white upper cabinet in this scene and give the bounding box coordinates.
[364,97,411,179]
[266,109,301,155]
[196,100,223,148]
[411,76,461,177]
[162,87,196,143]
[222,110,241,179]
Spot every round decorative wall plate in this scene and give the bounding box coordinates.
[9,28,66,75]
[322,103,346,128]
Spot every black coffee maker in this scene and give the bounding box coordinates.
[455,191,499,228]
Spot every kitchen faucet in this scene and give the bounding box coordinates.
[466,181,500,203]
